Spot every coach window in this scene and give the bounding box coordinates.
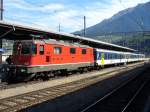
[109,53,112,59]
[82,49,86,54]
[108,53,111,59]
[105,53,108,60]
[70,48,76,54]
[54,47,62,54]
[39,45,44,55]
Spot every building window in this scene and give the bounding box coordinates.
[82,49,86,54]
[39,45,44,55]
[70,48,76,54]
[54,47,62,54]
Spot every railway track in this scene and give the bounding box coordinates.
[123,70,150,112]
[0,75,65,90]
[0,69,105,91]
[0,72,116,112]
[80,65,150,112]
[0,62,143,91]
[0,67,104,90]
[0,63,144,112]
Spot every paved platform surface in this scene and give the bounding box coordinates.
[0,62,144,100]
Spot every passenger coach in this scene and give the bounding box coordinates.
[94,48,145,66]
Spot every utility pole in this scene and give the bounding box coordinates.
[0,0,3,20]
[83,16,86,37]
[0,0,3,63]
[58,23,60,32]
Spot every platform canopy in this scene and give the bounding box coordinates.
[0,20,135,52]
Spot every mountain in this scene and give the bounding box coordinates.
[74,2,150,56]
[75,2,150,37]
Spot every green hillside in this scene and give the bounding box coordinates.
[94,33,150,57]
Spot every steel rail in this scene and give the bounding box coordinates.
[0,64,142,112]
[121,78,150,112]
[80,68,141,112]
[0,62,143,90]
[80,65,149,112]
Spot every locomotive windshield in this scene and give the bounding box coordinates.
[13,41,37,55]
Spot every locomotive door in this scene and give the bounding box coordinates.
[39,45,45,64]
[70,48,76,63]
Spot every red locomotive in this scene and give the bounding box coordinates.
[4,39,94,81]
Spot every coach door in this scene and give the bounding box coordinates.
[101,52,104,65]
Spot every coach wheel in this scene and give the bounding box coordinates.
[96,66,101,70]
[101,65,104,69]
[124,62,127,66]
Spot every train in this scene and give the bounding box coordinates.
[2,39,145,82]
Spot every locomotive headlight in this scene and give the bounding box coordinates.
[21,69,26,72]
[24,62,29,66]
[6,68,10,71]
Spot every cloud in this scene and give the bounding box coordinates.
[42,4,65,11]
[5,0,65,12]
[4,0,150,33]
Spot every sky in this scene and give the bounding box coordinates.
[3,0,150,33]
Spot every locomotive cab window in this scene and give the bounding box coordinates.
[54,47,62,54]
[32,44,37,55]
[70,48,76,54]
[21,44,31,54]
[39,45,44,55]
[13,42,37,55]
[82,49,86,54]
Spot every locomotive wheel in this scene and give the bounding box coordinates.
[42,73,50,81]
[87,67,92,71]
[79,68,84,74]
[61,70,69,76]
[24,73,36,82]
[6,72,23,83]
[5,72,16,83]
[83,68,88,73]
